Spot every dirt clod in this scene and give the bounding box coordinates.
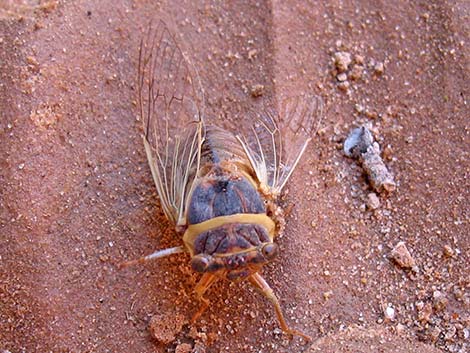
[193,341,207,353]
[361,143,396,193]
[175,343,193,353]
[149,313,186,344]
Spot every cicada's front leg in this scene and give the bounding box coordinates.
[248,273,311,341]
[191,273,218,323]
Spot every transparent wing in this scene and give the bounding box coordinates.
[236,95,323,195]
[138,21,205,225]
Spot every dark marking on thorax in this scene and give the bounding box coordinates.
[187,173,265,224]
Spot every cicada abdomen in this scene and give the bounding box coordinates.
[126,20,323,341]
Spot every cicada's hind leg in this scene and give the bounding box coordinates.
[191,273,218,323]
[118,246,185,268]
[248,273,311,341]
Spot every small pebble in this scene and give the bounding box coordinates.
[374,62,385,75]
[334,51,352,72]
[445,325,457,341]
[428,326,441,343]
[384,305,395,321]
[250,84,264,97]
[443,245,454,257]
[396,323,406,334]
[354,54,365,65]
[338,81,350,91]
[354,104,365,113]
[337,72,348,82]
[418,302,433,323]
[247,49,257,60]
[349,64,363,80]
[433,290,448,311]
[366,192,380,210]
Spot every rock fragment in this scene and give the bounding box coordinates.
[344,126,396,193]
[344,127,374,158]
[390,242,416,269]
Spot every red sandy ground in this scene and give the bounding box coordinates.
[0,1,468,352]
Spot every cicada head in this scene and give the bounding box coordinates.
[190,224,279,282]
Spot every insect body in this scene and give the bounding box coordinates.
[129,22,322,340]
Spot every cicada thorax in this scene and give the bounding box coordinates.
[182,125,280,281]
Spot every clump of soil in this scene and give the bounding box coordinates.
[149,313,186,344]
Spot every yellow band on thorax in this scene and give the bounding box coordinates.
[183,213,275,256]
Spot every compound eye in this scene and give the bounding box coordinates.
[261,243,278,261]
[191,255,211,273]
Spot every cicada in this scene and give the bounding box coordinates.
[125,22,322,340]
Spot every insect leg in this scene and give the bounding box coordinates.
[191,273,218,323]
[248,272,311,341]
[119,246,185,268]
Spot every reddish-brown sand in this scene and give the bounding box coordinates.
[1,1,468,352]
